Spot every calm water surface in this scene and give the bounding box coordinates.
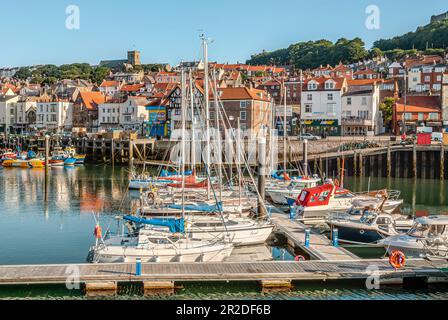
[0,166,447,299]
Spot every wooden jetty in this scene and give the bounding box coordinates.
[0,259,446,287]
[269,209,357,261]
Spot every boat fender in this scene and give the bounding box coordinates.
[295,255,306,261]
[389,250,406,269]
[94,224,102,239]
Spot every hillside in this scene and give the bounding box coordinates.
[247,18,448,69]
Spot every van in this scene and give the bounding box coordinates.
[432,132,443,142]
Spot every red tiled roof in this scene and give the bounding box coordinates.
[99,80,120,88]
[347,79,383,86]
[78,91,106,110]
[396,96,440,109]
[121,84,145,92]
[395,104,440,113]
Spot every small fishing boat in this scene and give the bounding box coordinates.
[326,209,414,245]
[66,147,86,164]
[0,149,17,162]
[29,159,45,168]
[2,159,30,168]
[63,158,77,166]
[49,159,65,167]
[379,216,448,258]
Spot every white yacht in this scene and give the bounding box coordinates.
[88,231,233,263]
[379,216,448,258]
[137,215,274,246]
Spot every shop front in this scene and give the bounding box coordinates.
[301,119,341,137]
[145,106,168,138]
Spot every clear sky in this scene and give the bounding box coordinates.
[0,0,446,67]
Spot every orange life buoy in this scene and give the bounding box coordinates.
[389,250,406,269]
[295,255,306,261]
[94,225,102,239]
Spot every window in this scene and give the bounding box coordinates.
[307,94,312,101]
[362,97,367,105]
[325,81,334,89]
[437,75,442,82]
[327,103,336,116]
[347,97,352,105]
[428,113,439,121]
[240,111,247,120]
[418,113,424,121]
[240,101,250,108]
[358,111,369,119]
[404,113,412,121]
[304,104,312,113]
[308,83,317,90]
[424,76,430,82]
[327,93,333,101]
[433,84,441,91]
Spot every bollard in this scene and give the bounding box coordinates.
[305,229,310,248]
[289,206,296,220]
[332,228,339,247]
[136,258,142,276]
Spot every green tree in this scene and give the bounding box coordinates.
[15,67,32,80]
[379,97,396,130]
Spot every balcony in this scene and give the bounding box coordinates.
[342,117,373,126]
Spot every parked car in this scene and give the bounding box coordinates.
[432,132,443,142]
[299,133,321,141]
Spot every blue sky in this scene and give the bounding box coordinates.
[0,0,446,67]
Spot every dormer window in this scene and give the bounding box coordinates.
[307,82,317,90]
[325,81,335,90]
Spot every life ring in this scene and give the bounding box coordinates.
[294,255,306,261]
[147,192,155,205]
[389,250,406,269]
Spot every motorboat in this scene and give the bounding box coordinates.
[87,231,234,263]
[379,216,448,258]
[266,177,321,205]
[292,183,404,226]
[326,209,414,245]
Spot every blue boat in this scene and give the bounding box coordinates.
[64,158,77,166]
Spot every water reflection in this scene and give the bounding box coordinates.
[0,167,446,265]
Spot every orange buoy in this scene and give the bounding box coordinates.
[389,250,406,269]
[94,225,102,239]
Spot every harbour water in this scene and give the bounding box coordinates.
[0,165,447,299]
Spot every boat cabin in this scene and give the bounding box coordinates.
[407,216,448,239]
[296,184,353,207]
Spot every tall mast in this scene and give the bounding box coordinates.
[283,84,287,183]
[202,35,211,199]
[180,69,186,223]
[237,118,242,208]
[189,70,196,173]
[213,70,223,203]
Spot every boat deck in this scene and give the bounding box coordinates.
[0,259,446,285]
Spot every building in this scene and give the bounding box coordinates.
[145,98,169,138]
[342,80,383,136]
[99,50,141,69]
[0,94,20,133]
[300,77,347,136]
[392,96,442,134]
[36,99,73,132]
[99,80,122,97]
[431,11,448,24]
[98,100,121,131]
[127,51,141,66]
[14,98,37,133]
[407,64,446,94]
[155,72,180,83]
[72,91,107,133]
[442,73,448,129]
[119,96,149,132]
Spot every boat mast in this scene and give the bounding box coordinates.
[180,69,186,224]
[213,70,223,203]
[237,118,242,208]
[283,84,287,183]
[202,35,211,199]
[189,70,196,174]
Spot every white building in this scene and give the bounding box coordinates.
[0,95,20,133]
[36,100,73,132]
[14,99,37,133]
[98,96,148,132]
[98,101,121,131]
[342,81,383,136]
[300,77,347,136]
[120,96,149,131]
[99,80,122,97]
